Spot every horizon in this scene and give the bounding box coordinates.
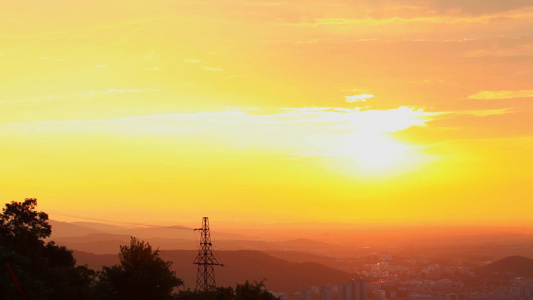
[1,0,533,229]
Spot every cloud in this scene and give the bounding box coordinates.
[346,94,374,102]
[148,66,161,71]
[40,56,66,62]
[224,74,247,80]
[140,49,158,61]
[459,108,514,116]
[204,67,223,72]
[285,7,533,27]
[0,88,158,105]
[75,88,157,95]
[94,64,107,68]
[0,106,445,166]
[184,59,202,63]
[468,90,533,100]
[0,106,440,136]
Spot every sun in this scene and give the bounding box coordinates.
[336,131,425,175]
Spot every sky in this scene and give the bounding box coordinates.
[1,0,532,228]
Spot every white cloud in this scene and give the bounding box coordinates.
[0,106,443,166]
[0,106,439,135]
[94,64,107,68]
[346,94,374,102]
[148,66,161,71]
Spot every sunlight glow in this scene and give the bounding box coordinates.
[330,132,425,175]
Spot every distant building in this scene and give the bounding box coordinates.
[271,292,288,300]
[319,285,332,300]
[377,253,392,261]
[300,286,312,300]
[339,282,346,300]
[338,279,367,300]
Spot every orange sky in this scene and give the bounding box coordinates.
[1,0,532,227]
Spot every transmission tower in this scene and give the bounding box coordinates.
[193,217,220,291]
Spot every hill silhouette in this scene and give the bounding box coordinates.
[73,249,353,292]
[477,256,533,277]
[48,220,104,237]
[55,231,344,255]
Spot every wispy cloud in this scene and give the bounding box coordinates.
[204,67,223,72]
[40,56,66,62]
[75,88,157,95]
[0,106,445,165]
[346,94,374,102]
[468,90,533,100]
[459,108,515,116]
[0,106,440,135]
[0,88,158,105]
[94,64,107,68]
[285,8,533,27]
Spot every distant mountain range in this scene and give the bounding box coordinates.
[49,219,351,257]
[477,256,533,278]
[73,249,354,293]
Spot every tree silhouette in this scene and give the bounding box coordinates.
[97,237,183,300]
[0,199,95,300]
[175,281,280,300]
[235,281,279,300]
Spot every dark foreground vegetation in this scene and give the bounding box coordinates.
[0,199,279,300]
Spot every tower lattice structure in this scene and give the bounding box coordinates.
[193,217,219,291]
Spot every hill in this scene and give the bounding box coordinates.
[48,220,103,238]
[477,256,533,278]
[73,249,353,292]
[55,231,345,255]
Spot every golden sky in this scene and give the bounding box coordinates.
[1,0,532,227]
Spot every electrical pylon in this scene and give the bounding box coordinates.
[193,217,220,291]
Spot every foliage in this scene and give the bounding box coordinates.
[0,199,95,300]
[0,200,280,300]
[175,281,280,300]
[175,286,235,300]
[97,237,183,300]
[235,280,279,300]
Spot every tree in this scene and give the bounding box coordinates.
[174,286,235,300]
[0,198,51,250]
[97,237,183,300]
[174,281,280,300]
[0,199,95,300]
[235,281,279,300]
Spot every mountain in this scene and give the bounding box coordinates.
[49,220,103,238]
[477,256,533,278]
[57,233,201,254]
[53,228,345,255]
[56,233,133,254]
[71,221,130,232]
[50,219,251,241]
[264,250,347,270]
[73,249,354,292]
